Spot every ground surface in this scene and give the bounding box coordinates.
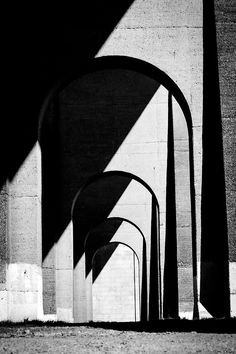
[0,322,236,353]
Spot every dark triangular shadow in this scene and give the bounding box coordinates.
[200,0,230,318]
[2,1,135,189]
[163,93,179,318]
[149,195,160,320]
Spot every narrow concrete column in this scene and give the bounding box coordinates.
[133,252,141,321]
[86,270,93,322]
[7,142,43,321]
[56,221,73,322]
[173,97,195,319]
[0,183,8,321]
[73,253,87,322]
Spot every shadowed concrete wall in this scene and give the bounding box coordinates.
[215,0,236,316]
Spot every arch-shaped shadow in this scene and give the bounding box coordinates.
[91,241,140,322]
[84,217,147,321]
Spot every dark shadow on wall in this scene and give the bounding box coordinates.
[73,176,131,267]
[92,243,118,283]
[163,93,179,319]
[200,0,230,318]
[85,218,122,278]
[149,195,161,321]
[41,68,161,263]
[2,1,134,189]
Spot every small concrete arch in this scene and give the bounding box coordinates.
[72,170,160,322]
[91,241,141,322]
[84,216,146,270]
[84,217,147,322]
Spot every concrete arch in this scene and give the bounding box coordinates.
[91,241,141,322]
[38,55,193,136]
[71,170,160,216]
[84,217,145,277]
[72,171,160,322]
[85,217,145,322]
[39,55,198,320]
[84,217,146,322]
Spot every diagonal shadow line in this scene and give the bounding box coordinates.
[2,1,135,189]
[41,72,161,263]
[85,218,123,278]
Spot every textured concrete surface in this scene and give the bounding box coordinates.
[93,244,140,322]
[1,0,235,322]
[3,143,42,321]
[215,0,236,263]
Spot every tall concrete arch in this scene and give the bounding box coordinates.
[38,55,198,321]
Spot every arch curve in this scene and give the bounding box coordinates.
[71,170,159,218]
[38,55,193,138]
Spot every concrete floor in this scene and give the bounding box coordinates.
[0,321,235,353]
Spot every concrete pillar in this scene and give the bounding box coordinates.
[86,270,93,322]
[173,97,195,318]
[73,253,87,322]
[7,142,43,321]
[55,221,73,322]
[0,183,8,321]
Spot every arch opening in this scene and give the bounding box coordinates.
[92,242,140,322]
[72,172,159,322]
[38,55,198,321]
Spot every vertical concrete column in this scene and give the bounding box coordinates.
[7,142,43,321]
[0,183,8,321]
[73,253,87,322]
[56,221,73,322]
[173,98,195,319]
[133,252,141,321]
[86,270,93,322]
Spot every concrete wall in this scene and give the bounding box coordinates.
[3,143,43,321]
[93,244,140,322]
[1,0,235,321]
[215,0,236,316]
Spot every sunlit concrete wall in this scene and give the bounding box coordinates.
[96,0,202,319]
[93,244,140,322]
[0,144,43,321]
